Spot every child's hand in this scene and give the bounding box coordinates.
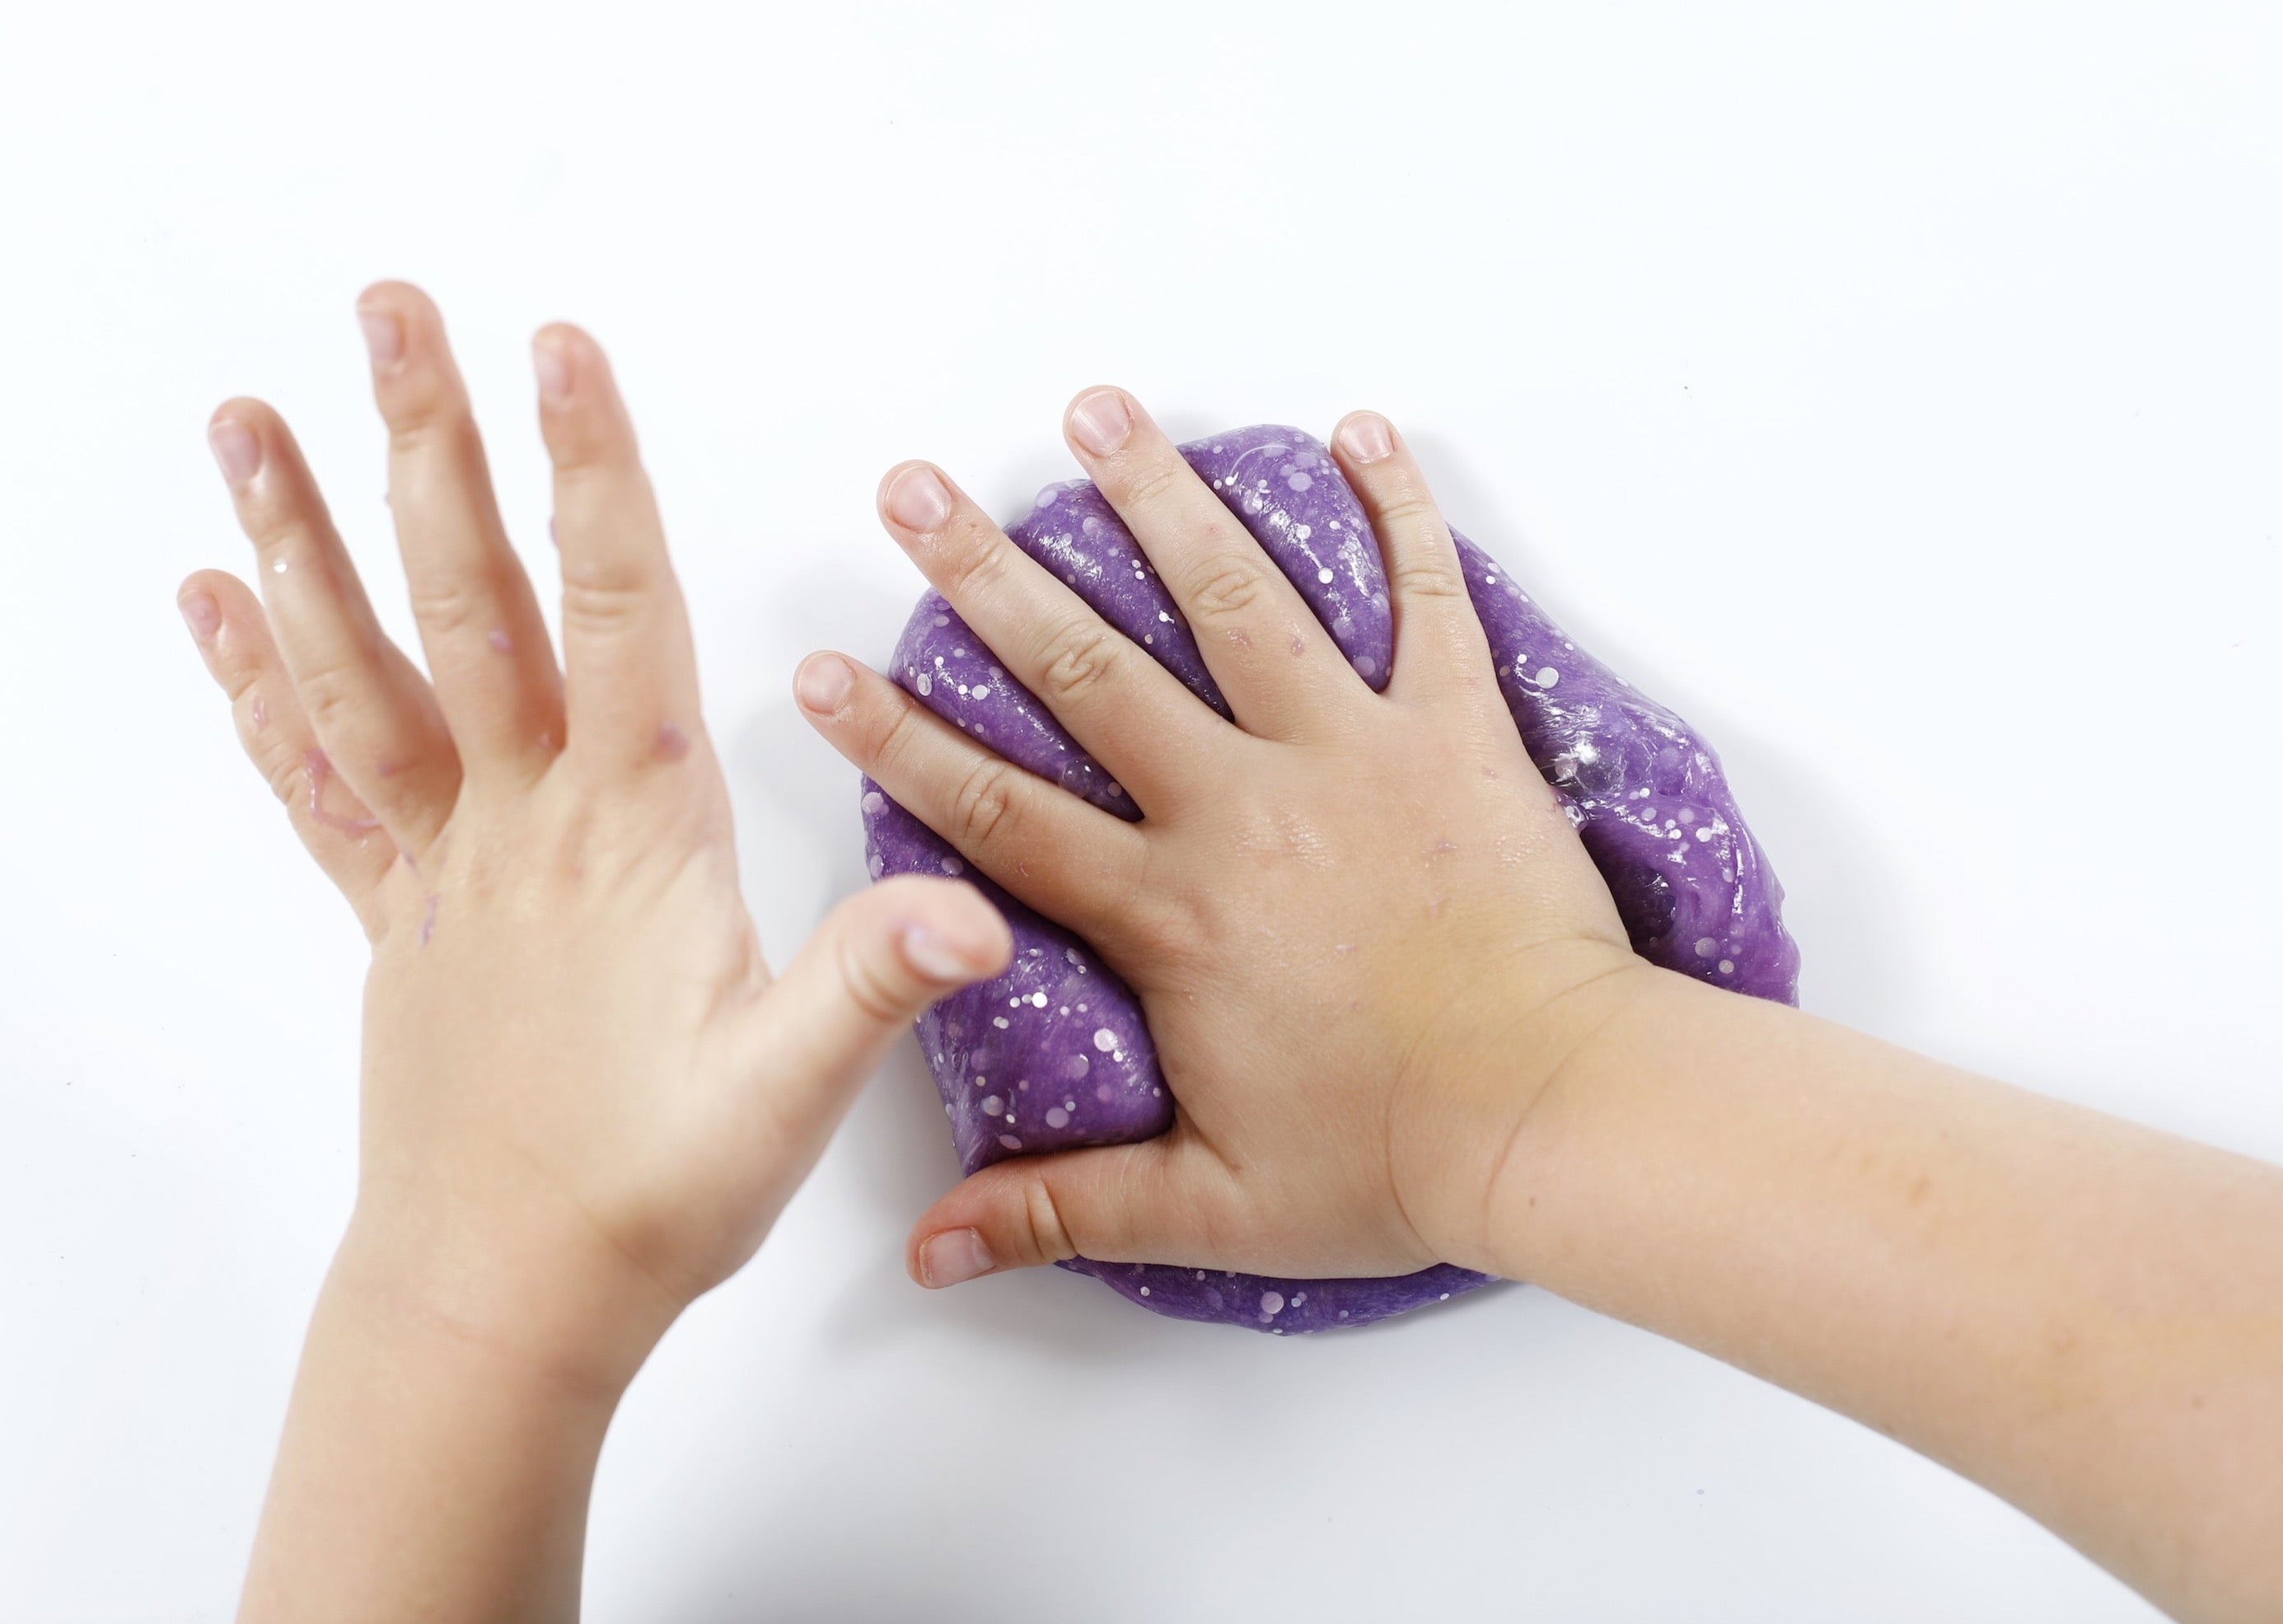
[798,392,1648,1287]
[182,284,1009,1390]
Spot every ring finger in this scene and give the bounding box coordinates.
[208,399,459,854]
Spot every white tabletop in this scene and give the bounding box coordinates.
[4,3,2276,1618]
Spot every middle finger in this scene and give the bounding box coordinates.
[877,461,1221,814]
[1061,387,1358,739]
[359,282,564,783]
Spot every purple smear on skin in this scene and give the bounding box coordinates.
[654,722,692,761]
[302,748,382,836]
[863,426,1799,1331]
[418,892,440,946]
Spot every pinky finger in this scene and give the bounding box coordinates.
[178,570,398,933]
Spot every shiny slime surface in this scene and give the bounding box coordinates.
[861,425,1800,1332]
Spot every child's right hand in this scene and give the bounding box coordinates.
[797,391,1650,1288]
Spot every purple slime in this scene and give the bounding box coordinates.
[862,426,1799,1332]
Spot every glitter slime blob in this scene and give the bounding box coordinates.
[862,426,1800,1332]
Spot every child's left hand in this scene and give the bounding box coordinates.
[186,283,1007,1622]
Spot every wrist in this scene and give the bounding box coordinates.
[241,1218,648,1624]
[333,1180,685,1406]
[1390,938,1663,1275]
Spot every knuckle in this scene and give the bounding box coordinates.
[558,569,652,639]
[1186,559,1269,623]
[947,756,1021,854]
[1388,552,1469,602]
[1036,618,1126,709]
[218,654,264,709]
[385,394,479,460]
[291,657,365,738]
[935,526,1012,603]
[1115,456,1188,512]
[834,930,914,1026]
[1020,1177,1078,1264]
[260,744,311,811]
[545,419,636,479]
[405,578,497,643]
[1373,488,1442,534]
[870,702,933,781]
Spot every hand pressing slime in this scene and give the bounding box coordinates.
[862,425,1799,1331]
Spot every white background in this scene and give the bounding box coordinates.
[2,2,2276,1619]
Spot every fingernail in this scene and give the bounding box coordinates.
[794,653,855,714]
[532,337,572,405]
[208,419,262,488]
[358,306,404,370]
[918,1228,995,1288]
[885,465,953,533]
[178,590,221,645]
[901,921,988,981]
[1067,389,1132,457]
[1337,413,1395,464]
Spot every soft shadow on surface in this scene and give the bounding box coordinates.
[1691,714,1919,1034]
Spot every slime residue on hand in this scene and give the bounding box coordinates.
[863,426,1800,1331]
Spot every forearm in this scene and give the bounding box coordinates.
[1492,970,2283,1624]
[238,1218,671,1624]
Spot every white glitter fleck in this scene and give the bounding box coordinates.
[1317,567,1335,584]
[1260,1290,1285,1317]
[1694,937,1719,957]
[998,1134,1022,1150]
[1092,1027,1117,1051]
[942,855,962,875]
[860,790,883,815]
[1719,960,1735,975]
[1534,667,1560,688]
[971,686,990,701]
[1030,991,1048,1008]
[1045,1107,1069,1129]
[980,1094,1004,1116]
[915,673,933,695]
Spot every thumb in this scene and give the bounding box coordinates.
[752,875,1010,1130]
[904,1131,1242,1289]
